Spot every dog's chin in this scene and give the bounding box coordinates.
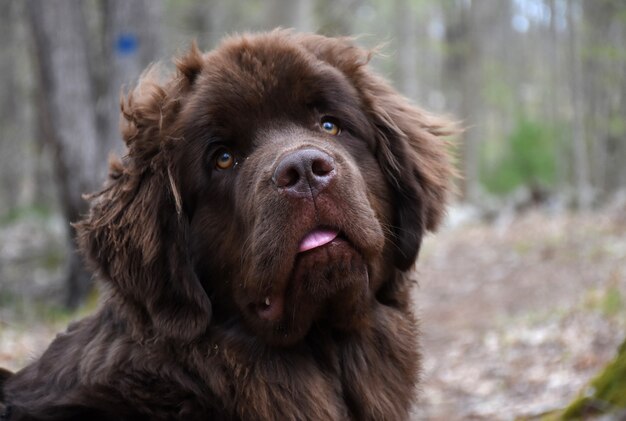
[244,238,371,347]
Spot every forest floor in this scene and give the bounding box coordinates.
[415,205,626,419]
[1,204,625,420]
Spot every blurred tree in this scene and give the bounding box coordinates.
[22,0,166,308]
[394,0,419,100]
[0,0,31,214]
[566,0,593,209]
[26,0,102,308]
[581,0,626,198]
[191,0,233,48]
[100,0,164,158]
[545,0,569,193]
[264,0,313,32]
[444,0,482,202]
[315,0,359,36]
[482,118,556,195]
[0,0,21,213]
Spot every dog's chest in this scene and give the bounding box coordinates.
[206,307,418,420]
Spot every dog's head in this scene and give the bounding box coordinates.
[77,30,453,346]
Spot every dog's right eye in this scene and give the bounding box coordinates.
[320,117,341,136]
[215,149,235,170]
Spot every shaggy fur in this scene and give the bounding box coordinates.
[0,30,453,420]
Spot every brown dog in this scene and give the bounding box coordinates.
[0,30,453,420]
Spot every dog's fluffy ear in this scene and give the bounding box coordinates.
[359,74,455,270]
[76,44,210,341]
[297,33,455,270]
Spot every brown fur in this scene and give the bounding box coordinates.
[0,30,453,420]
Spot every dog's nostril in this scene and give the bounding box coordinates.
[281,168,301,188]
[311,157,334,177]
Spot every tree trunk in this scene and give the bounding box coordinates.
[582,0,626,196]
[444,1,482,203]
[0,0,28,214]
[315,0,359,36]
[566,1,593,209]
[100,0,164,159]
[394,0,419,101]
[26,0,102,308]
[547,0,569,194]
[263,0,313,32]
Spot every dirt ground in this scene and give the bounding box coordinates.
[1,206,625,419]
[415,206,626,419]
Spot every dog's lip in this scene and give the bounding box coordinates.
[256,293,285,322]
[255,227,344,322]
[255,227,358,323]
[298,227,340,253]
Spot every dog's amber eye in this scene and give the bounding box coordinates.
[320,118,341,136]
[215,149,235,170]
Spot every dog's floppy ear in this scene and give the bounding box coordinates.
[76,44,211,341]
[296,33,455,270]
[360,76,455,270]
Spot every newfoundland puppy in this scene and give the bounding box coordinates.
[0,30,453,420]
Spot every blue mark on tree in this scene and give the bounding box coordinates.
[116,33,138,56]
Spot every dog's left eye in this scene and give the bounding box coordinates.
[215,149,235,170]
[320,118,341,136]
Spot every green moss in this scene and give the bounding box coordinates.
[601,287,623,317]
[561,340,626,419]
[582,280,625,319]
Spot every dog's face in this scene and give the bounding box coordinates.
[78,31,453,346]
[176,41,394,345]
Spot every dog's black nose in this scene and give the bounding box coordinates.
[272,148,336,197]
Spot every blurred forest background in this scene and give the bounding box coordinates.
[1,0,625,419]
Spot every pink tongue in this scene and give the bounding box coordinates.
[298,228,339,252]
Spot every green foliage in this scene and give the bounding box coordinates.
[482,118,557,195]
[0,205,53,226]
